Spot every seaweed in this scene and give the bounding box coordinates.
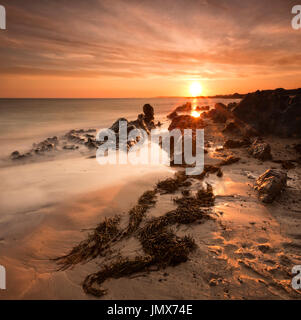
[55,170,214,297]
[82,215,196,297]
[125,190,157,236]
[54,216,121,270]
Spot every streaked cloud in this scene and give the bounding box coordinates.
[0,0,300,97]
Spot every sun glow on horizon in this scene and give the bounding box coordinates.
[189,82,203,97]
[191,110,200,118]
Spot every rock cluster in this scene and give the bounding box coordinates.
[10,104,157,160]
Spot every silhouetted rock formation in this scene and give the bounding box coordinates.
[233,90,301,137]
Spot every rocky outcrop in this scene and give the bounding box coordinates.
[248,139,272,161]
[10,104,158,160]
[233,90,301,137]
[254,169,287,203]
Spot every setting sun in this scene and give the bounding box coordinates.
[191,110,201,118]
[189,82,203,97]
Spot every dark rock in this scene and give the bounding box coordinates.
[248,139,272,161]
[254,169,287,203]
[233,90,301,137]
[10,151,24,160]
[143,104,154,123]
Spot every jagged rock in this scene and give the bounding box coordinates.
[168,115,205,131]
[254,169,287,203]
[248,139,272,161]
[233,90,301,137]
[143,104,154,123]
[224,138,251,149]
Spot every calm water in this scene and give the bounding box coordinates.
[0,97,239,157]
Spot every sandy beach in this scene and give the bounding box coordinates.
[1,96,300,300]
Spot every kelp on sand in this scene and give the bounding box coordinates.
[55,171,215,297]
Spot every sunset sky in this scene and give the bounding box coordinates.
[0,0,300,98]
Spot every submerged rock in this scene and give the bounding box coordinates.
[10,151,25,160]
[254,169,287,203]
